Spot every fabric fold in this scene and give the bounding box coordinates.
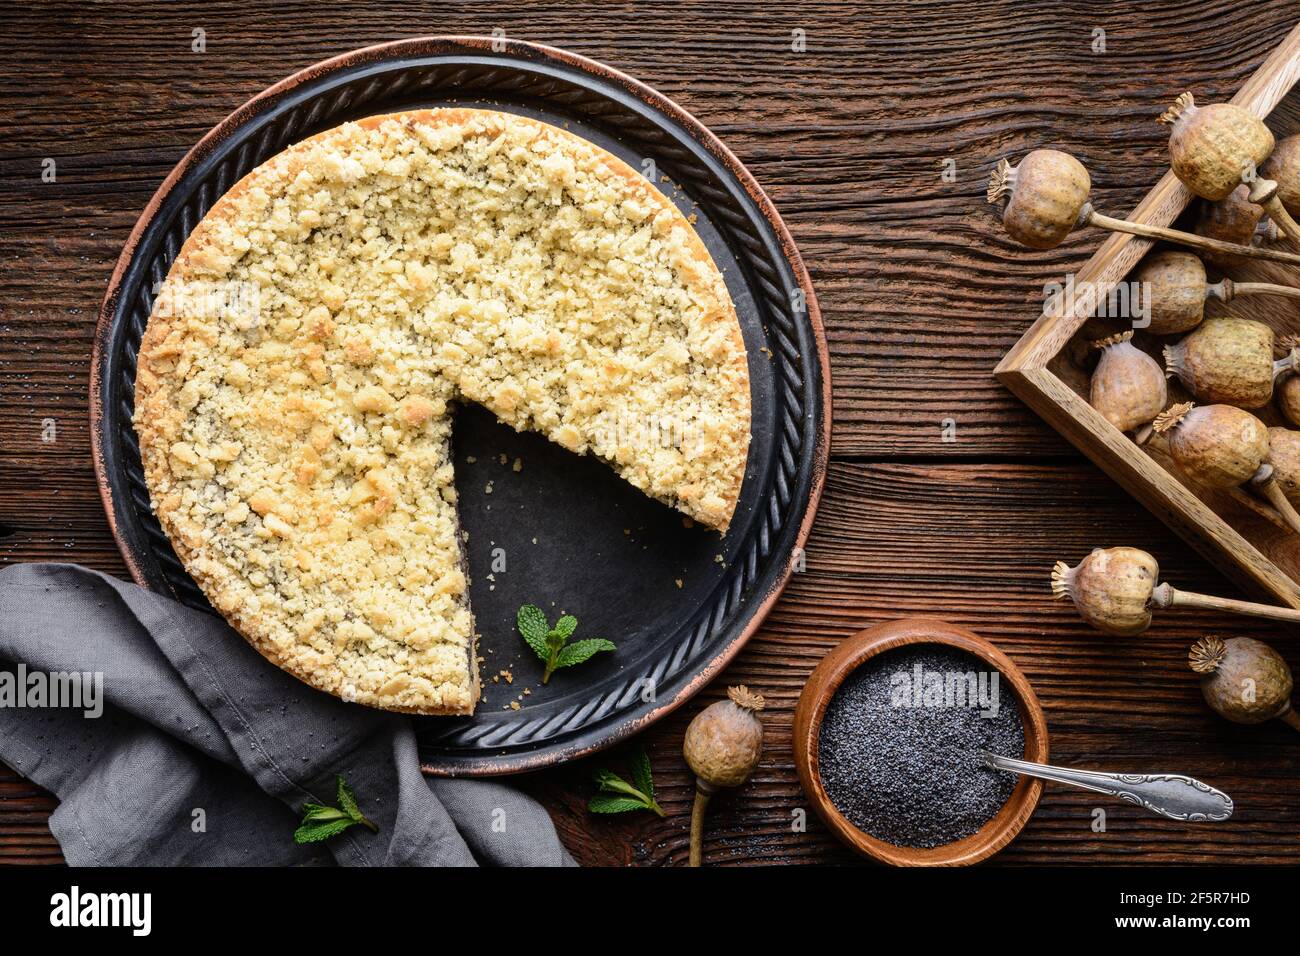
[0,563,573,867]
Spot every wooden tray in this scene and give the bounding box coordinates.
[996,25,1300,609]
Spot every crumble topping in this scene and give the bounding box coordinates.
[134,108,749,714]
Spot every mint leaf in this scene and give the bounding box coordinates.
[517,604,551,661]
[587,759,665,818]
[520,604,615,683]
[301,804,349,823]
[588,794,650,814]
[294,818,357,844]
[589,794,649,814]
[294,776,378,843]
[592,768,625,790]
[630,748,654,801]
[336,776,361,820]
[593,769,647,801]
[555,638,616,669]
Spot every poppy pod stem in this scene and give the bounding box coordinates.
[1277,338,1300,394]
[1152,582,1300,624]
[1250,464,1300,535]
[1082,205,1300,267]
[1209,277,1300,305]
[1275,347,1300,382]
[689,784,713,867]
[1247,177,1300,247]
[1223,485,1293,531]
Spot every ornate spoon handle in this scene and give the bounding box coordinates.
[983,752,1234,822]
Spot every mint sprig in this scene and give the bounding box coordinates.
[517,604,615,683]
[294,775,379,844]
[588,749,665,817]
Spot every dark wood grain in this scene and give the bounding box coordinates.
[3,0,1300,866]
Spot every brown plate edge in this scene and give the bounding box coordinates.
[87,36,832,777]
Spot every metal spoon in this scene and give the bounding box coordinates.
[982,751,1234,822]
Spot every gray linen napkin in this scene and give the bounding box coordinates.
[0,563,574,866]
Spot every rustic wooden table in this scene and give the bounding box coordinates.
[3,1,1299,866]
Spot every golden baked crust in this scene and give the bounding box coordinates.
[134,108,750,714]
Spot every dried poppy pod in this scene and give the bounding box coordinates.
[1135,250,1212,334]
[1261,134,1300,220]
[1189,636,1300,731]
[1135,249,1300,335]
[1152,401,1300,534]
[1159,92,1276,201]
[1266,427,1300,503]
[1053,546,1300,636]
[1194,184,1279,267]
[1153,401,1267,486]
[1279,368,1300,428]
[1163,317,1295,408]
[988,151,1300,267]
[1089,331,1166,438]
[1051,546,1158,635]
[1158,92,1300,242]
[990,149,1090,249]
[683,685,764,867]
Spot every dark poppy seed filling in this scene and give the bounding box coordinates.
[818,645,1025,849]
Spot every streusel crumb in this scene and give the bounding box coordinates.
[134,108,749,715]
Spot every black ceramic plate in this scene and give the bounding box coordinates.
[91,37,829,775]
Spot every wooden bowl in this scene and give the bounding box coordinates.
[793,618,1049,866]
